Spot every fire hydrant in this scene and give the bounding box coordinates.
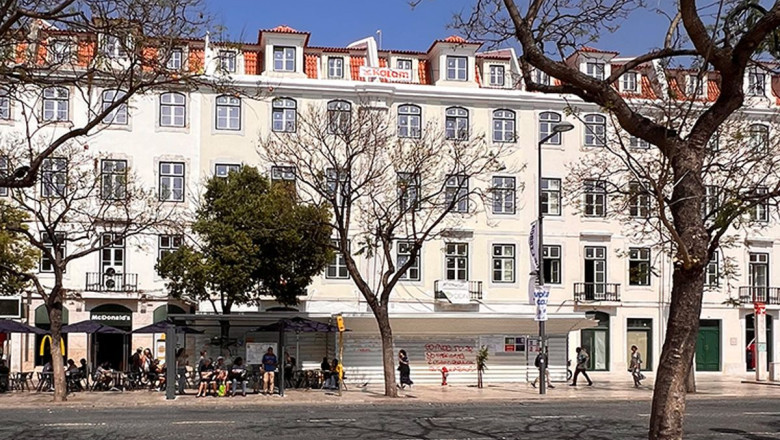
[440,367,449,386]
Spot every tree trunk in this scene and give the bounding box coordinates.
[649,266,705,439]
[376,308,397,397]
[219,319,230,353]
[48,302,67,402]
[478,370,483,388]
[685,359,696,394]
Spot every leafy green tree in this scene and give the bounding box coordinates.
[0,202,39,296]
[157,166,332,343]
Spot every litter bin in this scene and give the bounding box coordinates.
[770,362,780,381]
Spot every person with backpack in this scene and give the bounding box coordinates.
[531,348,554,389]
[570,346,593,386]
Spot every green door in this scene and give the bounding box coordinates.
[696,320,721,371]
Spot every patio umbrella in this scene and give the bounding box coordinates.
[0,319,46,334]
[132,320,203,334]
[61,320,126,334]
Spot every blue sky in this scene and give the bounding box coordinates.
[210,0,670,56]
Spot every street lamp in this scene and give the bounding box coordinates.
[537,121,574,395]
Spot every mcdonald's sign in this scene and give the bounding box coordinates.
[39,335,65,356]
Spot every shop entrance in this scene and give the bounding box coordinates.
[90,304,132,370]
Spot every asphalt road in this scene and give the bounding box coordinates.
[2,398,779,440]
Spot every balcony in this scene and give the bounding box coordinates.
[574,282,621,302]
[738,286,780,305]
[434,280,483,303]
[85,272,138,292]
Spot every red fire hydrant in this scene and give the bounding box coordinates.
[440,367,449,386]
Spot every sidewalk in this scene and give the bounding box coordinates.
[0,376,776,409]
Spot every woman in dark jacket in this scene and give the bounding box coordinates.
[398,350,413,389]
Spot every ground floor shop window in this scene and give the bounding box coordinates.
[746,313,773,371]
[581,311,609,371]
[34,305,69,366]
[626,318,652,371]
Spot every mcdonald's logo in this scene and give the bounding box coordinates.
[39,335,65,356]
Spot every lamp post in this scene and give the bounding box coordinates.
[536,121,574,395]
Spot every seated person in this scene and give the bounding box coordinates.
[0,359,9,393]
[214,356,228,385]
[148,359,164,390]
[320,356,331,385]
[228,357,248,397]
[196,358,215,397]
[65,359,83,391]
[95,362,114,389]
[78,359,88,380]
[325,359,342,390]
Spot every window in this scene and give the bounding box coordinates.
[271,166,296,183]
[326,168,349,207]
[543,245,561,284]
[535,70,550,86]
[621,72,638,92]
[705,252,719,287]
[397,104,421,138]
[0,157,7,196]
[749,124,769,153]
[215,95,241,130]
[686,75,703,96]
[492,244,515,283]
[40,232,65,273]
[159,162,185,202]
[101,90,128,125]
[159,92,186,127]
[446,56,467,81]
[629,181,650,218]
[158,234,183,260]
[42,87,68,121]
[272,98,297,133]
[581,311,609,371]
[218,50,237,73]
[584,246,607,297]
[327,57,344,79]
[166,48,183,70]
[750,187,769,222]
[327,100,351,134]
[584,114,606,146]
[214,163,240,178]
[41,157,67,197]
[445,107,469,140]
[541,178,561,216]
[539,112,562,145]
[273,46,296,72]
[627,318,653,371]
[586,62,605,80]
[748,70,766,96]
[397,241,420,281]
[629,136,650,149]
[0,89,9,120]
[101,159,127,200]
[749,253,769,295]
[702,185,719,219]
[492,109,515,143]
[491,176,515,214]
[629,248,651,286]
[445,243,468,280]
[49,40,71,64]
[397,172,420,212]
[489,65,505,87]
[103,35,128,59]
[100,233,125,275]
[584,179,607,217]
[326,240,349,279]
[397,59,413,71]
[444,174,468,213]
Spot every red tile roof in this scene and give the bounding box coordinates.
[580,46,620,55]
[427,35,482,53]
[305,53,319,79]
[707,79,720,102]
[475,64,481,86]
[640,76,658,99]
[418,59,430,84]
[243,50,258,75]
[350,56,366,81]
[257,25,310,45]
[188,48,204,73]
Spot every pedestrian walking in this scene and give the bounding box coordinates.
[261,347,278,395]
[629,345,645,388]
[397,349,413,389]
[531,348,554,389]
[569,347,593,386]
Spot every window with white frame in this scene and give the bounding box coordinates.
[584,114,606,146]
[326,168,349,207]
[42,87,68,121]
[748,69,766,96]
[49,40,71,64]
[749,124,769,153]
[0,157,7,196]
[326,239,349,279]
[158,234,183,260]
[214,163,240,178]
[445,107,469,140]
[215,95,241,130]
[271,165,296,183]
[629,136,650,149]
[444,174,468,213]
[327,57,344,79]
[492,109,515,143]
[397,241,420,281]
[101,159,127,200]
[101,89,128,125]
[686,75,703,97]
[491,176,515,214]
[539,112,562,144]
[159,162,185,202]
[750,186,769,222]
[535,70,550,85]
[272,98,297,132]
[543,245,561,284]
[445,243,468,280]
[40,232,65,273]
[629,247,651,286]
[327,100,351,134]
[702,185,719,219]
[397,172,420,212]
[749,252,769,292]
[397,104,421,138]
[0,89,10,120]
[166,48,183,70]
[397,58,413,71]
[446,56,468,81]
[489,65,505,86]
[273,46,296,72]
[621,72,638,92]
[159,92,186,127]
[103,34,128,58]
[218,50,237,73]
[585,61,605,80]
[705,252,719,287]
[492,244,515,283]
[41,157,67,197]
[629,181,651,218]
[584,179,607,217]
[541,178,561,216]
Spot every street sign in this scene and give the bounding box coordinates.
[755,302,766,315]
[534,286,549,322]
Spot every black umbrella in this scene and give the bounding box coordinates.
[61,320,126,334]
[0,319,46,334]
[132,321,203,334]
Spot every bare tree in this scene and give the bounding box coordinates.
[0,141,177,401]
[258,101,514,397]
[454,1,780,438]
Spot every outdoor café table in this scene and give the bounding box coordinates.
[11,372,34,391]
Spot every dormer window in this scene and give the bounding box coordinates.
[166,48,183,70]
[328,57,344,79]
[621,72,638,93]
[49,40,72,64]
[397,59,413,72]
[446,56,468,81]
[748,69,765,96]
[686,75,703,97]
[585,61,605,80]
[489,65,505,87]
[535,70,550,86]
[103,35,128,59]
[273,46,296,72]
[218,50,237,73]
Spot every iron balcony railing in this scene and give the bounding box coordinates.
[434,280,483,301]
[85,272,138,292]
[574,282,621,302]
[738,286,780,305]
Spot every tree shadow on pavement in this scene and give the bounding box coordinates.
[710,428,779,440]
